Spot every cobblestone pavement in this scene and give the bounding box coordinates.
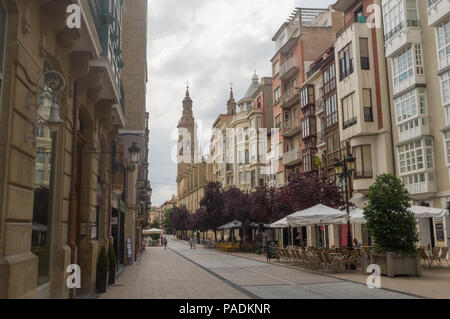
[99,242,250,299]
[168,238,421,299]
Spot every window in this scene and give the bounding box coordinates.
[301,118,316,139]
[0,0,6,98]
[275,114,281,130]
[273,59,280,76]
[441,70,450,107]
[246,171,251,184]
[436,20,450,70]
[394,89,425,123]
[342,93,356,129]
[445,131,450,165]
[300,85,314,108]
[392,45,423,90]
[339,43,353,80]
[405,0,418,26]
[360,38,370,70]
[325,94,337,127]
[353,145,372,178]
[363,89,373,122]
[303,149,312,172]
[251,170,256,187]
[446,106,450,126]
[323,63,336,94]
[274,86,281,104]
[383,0,404,41]
[397,139,435,174]
[292,107,298,128]
[283,111,290,129]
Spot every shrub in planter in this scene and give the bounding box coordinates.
[96,246,109,293]
[108,243,117,285]
[363,174,420,277]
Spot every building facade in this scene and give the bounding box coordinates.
[271,7,344,187]
[0,0,150,299]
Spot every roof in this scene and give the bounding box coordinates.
[238,73,259,104]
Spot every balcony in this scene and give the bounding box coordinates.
[354,170,373,179]
[280,57,300,80]
[282,149,302,166]
[280,90,299,109]
[384,21,422,58]
[405,180,436,196]
[364,107,373,122]
[360,57,370,70]
[427,0,450,27]
[397,118,430,143]
[282,126,301,138]
[343,117,357,130]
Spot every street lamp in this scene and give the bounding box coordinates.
[334,154,356,250]
[126,142,141,172]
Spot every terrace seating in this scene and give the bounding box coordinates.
[439,247,449,267]
[418,247,434,268]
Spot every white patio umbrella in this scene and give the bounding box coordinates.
[410,206,449,219]
[286,204,347,227]
[142,228,164,235]
[269,217,289,228]
[217,220,242,230]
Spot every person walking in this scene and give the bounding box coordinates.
[164,237,168,250]
[193,236,197,249]
[189,236,193,249]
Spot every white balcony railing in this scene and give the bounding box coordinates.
[282,149,301,166]
[279,57,299,79]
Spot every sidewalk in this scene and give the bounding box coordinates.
[100,244,250,299]
[227,251,450,299]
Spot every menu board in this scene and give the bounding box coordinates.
[435,223,445,242]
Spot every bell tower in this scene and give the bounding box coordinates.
[177,87,197,179]
[227,88,236,115]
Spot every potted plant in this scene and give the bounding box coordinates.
[363,174,421,277]
[108,243,117,285]
[96,245,109,293]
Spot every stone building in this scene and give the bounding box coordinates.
[176,89,213,213]
[382,0,450,248]
[0,0,149,299]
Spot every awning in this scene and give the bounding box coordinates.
[249,222,272,228]
[217,220,242,230]
[410,206,449,219]
[142,228,164,235]
[269,217,289,228]
[286,204,347,227]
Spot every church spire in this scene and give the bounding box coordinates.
[227,85,236,115]
[182,85,193,115]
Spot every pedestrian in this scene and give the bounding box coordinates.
[164,237,168,250]
[193,236,197,249]
[353,238,362,249]
[189,236,193,249]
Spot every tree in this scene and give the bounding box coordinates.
[162,208,173,231]
[278,172,344,212]
[200,182,225,240]
[250,185,289,224]
[363,174,419,254]
[223,187,251,242]
[170,206,190,237]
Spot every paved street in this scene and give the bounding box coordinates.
[101,237,421,299]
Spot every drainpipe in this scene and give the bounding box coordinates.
[385,54,396,176]
[68,81,79,299]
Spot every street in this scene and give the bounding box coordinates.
[101,238,420,299]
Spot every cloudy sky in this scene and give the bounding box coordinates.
[146,0,336,206]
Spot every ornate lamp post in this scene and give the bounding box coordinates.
[334,154,356,250]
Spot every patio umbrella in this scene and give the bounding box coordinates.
[217,220,242,230]
[410,206,449,219]
[142,228,164,235]
[269,217,289,228]
[286,204,347,227]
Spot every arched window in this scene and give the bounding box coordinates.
[0,0,7,104]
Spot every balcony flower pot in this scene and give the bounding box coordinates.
[96,246,110,293]
[370,252,421,278]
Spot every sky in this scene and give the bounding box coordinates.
[146,0,336,206]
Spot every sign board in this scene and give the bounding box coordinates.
[80,223,87,236]
[126,238,132,263]
[436,223,445,242]
[111,217,118,225]
[266,241,278,262]
[91,226,97,240]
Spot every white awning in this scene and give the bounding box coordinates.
[217,220,242,230]
[286,204,347,227]
[269,217,289,228]
[410,206,449,219]
[142,228,164,235]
